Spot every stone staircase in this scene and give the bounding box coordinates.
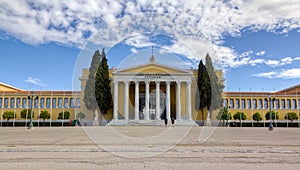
[107,119,197,126]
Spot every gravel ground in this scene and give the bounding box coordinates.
[0,126,300,170]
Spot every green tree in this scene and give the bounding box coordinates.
[57,111,70,120]
[265,111,279,120]
[3,111,15,126]
[39,110,50,126]
[197,60,211,125]
[216,107,231,126]
[83,50,101,125]
[252,112,262,126]
[205,54,224,118]
[285,112,298,126]
[233,111,247,125]
[20,109,34,119]
[95,48,112,117]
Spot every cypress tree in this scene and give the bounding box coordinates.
[83,50,101,122]
[95,48,112,115]
[205,53,224,118]
[197,60,211,125]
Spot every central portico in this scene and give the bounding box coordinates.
[109,56,195,126]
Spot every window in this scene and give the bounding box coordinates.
[64,98,68,108]
[298,99,300,109]
[235,99,240,109]
[281,99,285,109]
[224,99,228,108]
[4,98,8,108]
[58,98,62,108]
[46,98,50,108]
[241,99,245,109]
[270,99,274,109]
[16,98,20,108]
[258,99,262,109]
[70,98,75,108]
[76,98,80,108]
[34,98,39,108]
[247,99,251,109]
[0,98,2,108]
[230,99,234,108]
[10,98,15,108]
[275,99,280,109]
[253,99,257,109]
[264,99,268,109]
[292,99,297,109]
[40,98,44,108]
[22,98,27,108]
[287,99,291,109]
[28,98,32,108]
[52,98,56,108]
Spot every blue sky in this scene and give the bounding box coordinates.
[1,0,300,92]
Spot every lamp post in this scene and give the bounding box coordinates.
[265,94,275,131]
[28,91,38,130]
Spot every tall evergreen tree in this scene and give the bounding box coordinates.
[83,50,101,124]
[205,53,224,118]
[197,60,211,125]
[95,48,112,116]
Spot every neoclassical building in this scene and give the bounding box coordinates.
[1,55,299,126]
[224,85,300,124]
[0,82,80,126]
[79,55,224,125]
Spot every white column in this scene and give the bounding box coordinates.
[134,81,139,120]
[145,81,150,120]
[113,81,118,120]
[155,81,160,120]
[176,81,181,121]
[166,81,171,121]
[187,81,192,121]
[124,81,129,120]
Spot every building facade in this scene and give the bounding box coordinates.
[0,82,80,126]
[224,85,300,124]
[79,55,223,125]
[1,56,299,126]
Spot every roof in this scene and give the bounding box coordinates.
[0,82,24,92]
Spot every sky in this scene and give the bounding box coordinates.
[1,0,300,92]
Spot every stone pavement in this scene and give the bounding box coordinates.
[0,126,300,169]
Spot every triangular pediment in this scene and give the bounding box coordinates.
[0,82,23,92]
[115,63,191,74]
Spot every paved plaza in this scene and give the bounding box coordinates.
[0,126,300,169]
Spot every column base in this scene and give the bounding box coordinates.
[93,119,99,126]
[175,120,197,126]
[205,120,212,127]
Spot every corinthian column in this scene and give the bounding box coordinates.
[134,81,139,120]
[155,81,160,120]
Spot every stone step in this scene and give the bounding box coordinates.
[107,119,197,126]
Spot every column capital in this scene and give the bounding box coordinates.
[166,81,171,85]
[134,81,140,84]
[145,80,150,85]
[114,80,119,84]
[176,81,182,84]
[155,81,160,84]
[124,81,129,84]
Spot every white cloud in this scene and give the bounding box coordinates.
[124,34,156,48]
[25,77,45,87]
[1,0,300,69]
[130,48,137,54]
[252,68,300,79]
[256,51,266,56]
